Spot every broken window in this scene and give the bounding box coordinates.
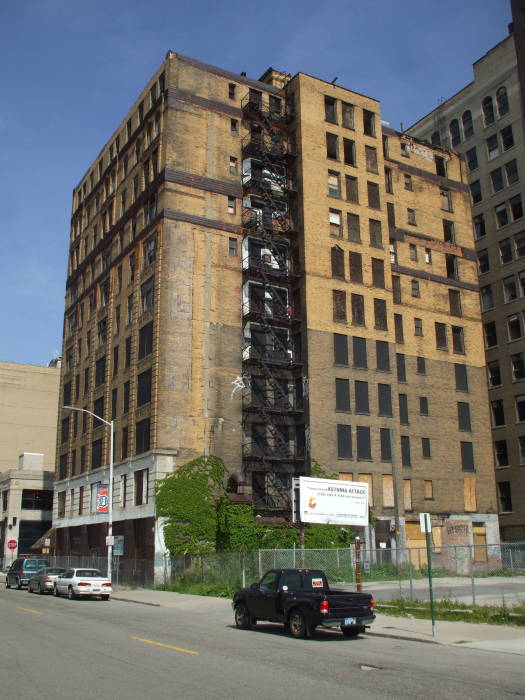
[482,96,495,126]
[331,247,345,279]
[394,313,404,343]
[333,290,347,322]
[329,209,342,237]
[435,155,447,177]
[501,125,514,151]
[449,289,462,316]
[347,213,360,242]
[324,96,337,124]
[365,146,378,173]
[443,219,455,243]
[343,138,356,166]
[349,251,363,283]
[371,258,385,288]
[367,182,380,209]
[342,102,354,129]
[351,293,365,326]
[449,119,461,147]
[345,175,359,203]
[385,167,393,193]
[326,133,339,159]
[369,219,382,248]
[452,326,465,353]
[374,298,387,330]
[363,109,375,137]
[435,322,447,349]
[441,187,453,211]
[407,208,416,225]
[328,170,341,197]
[462,110,474,138]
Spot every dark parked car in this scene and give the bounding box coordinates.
[6,557,50,589]
[27,567,66,594]
[233,568,375,639]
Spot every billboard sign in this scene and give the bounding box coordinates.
[96,484,110,514]
[298,476,368,526]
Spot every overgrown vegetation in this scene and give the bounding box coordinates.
[375,598,525,626]
[156,456,357,557]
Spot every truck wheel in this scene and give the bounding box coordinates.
[289,609,308,639]
[234,603,252,630]
[341,626,364,638]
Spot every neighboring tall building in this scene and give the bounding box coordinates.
[0,361,59,564]
[407,20,525,542]
[54,51,498,567]
[0,360,60,473]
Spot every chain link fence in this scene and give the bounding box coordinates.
[46,542,525,606]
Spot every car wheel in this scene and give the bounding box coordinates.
[54,585,60,597]
[68,587,76,600]
[289,609,308,639]
[38,583,44,595]
[6,577,11,589]
[234,603,252,630]
[16,578,22,590]
[101,595,110,601]
[28,583,33,593]
[341,626,364,638]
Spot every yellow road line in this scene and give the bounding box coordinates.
[16,607,43,615]
[131,636,199,655]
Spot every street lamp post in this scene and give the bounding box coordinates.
[63,406,114,581]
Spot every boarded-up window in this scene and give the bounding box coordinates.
[329,209,342,237]
[424,480,433,499]
[351,293,365,325]
[403,479,412,510]
[333,333,348,365]
[342,102,354,129]
[376,340,390,371]
[422,437,431,458]
[372,259,385,288]
[432,524,442,553]
[394,313,404,343]
[335,378,350,411]
[473,525,488,562]
[348,213,360,242]
[331,247,345,279]
[353,336,367,368]
[357,473,373,505]
[333,290,347,322]
[365,146,378,173]
[349,252,363,283]
[374,298,387,330]
[464,476,477,512]
[337,424,352,458]
[356,426,371,460]
[367,182,380,209]
[382,474,394,507]
[387,201,396,228]
[380,428,392,461]
[346,175,359,203]
[369,219,382,247]
[435,322,447,349]
[339,471,354,481]
[461,441,475,471]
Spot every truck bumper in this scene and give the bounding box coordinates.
[318,614,376,629]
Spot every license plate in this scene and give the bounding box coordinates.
[93,588,100,592]
[343,617,356,625]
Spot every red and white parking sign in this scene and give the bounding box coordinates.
[96,484,109,513]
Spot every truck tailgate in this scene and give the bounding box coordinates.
[325,592,372,618]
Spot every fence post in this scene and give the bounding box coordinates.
[354,537,362,593]
[509,546,514,572]
[258,549,262,579]
[241,552,246,589]
[409,555,414,601]
[470,545,476,607]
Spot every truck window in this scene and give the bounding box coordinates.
[281,572,302,589]
[259,571,279,590]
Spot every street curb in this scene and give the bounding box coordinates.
[367,631,437,644]
[112,596,161,607]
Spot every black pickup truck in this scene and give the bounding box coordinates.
[232,568,375,639]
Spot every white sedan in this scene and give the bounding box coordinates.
[54,568,113,600]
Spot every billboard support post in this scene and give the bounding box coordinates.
[354,536,362,592]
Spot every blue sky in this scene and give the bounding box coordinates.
[0,0,511,366]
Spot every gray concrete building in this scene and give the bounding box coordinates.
[408,15,525,541]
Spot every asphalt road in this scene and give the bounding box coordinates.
[1,587,524,700]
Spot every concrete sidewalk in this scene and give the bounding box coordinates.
[111,587,525,656]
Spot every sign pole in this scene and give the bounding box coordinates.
[354,536,362,592]
[422,513,436,638]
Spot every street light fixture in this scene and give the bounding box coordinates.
[63,405,114,581]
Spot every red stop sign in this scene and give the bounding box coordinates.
[7,540,17,550]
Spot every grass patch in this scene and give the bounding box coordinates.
[375,598,525,626]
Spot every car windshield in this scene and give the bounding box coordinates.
[76,570,103,578]
[24,561,39,570]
